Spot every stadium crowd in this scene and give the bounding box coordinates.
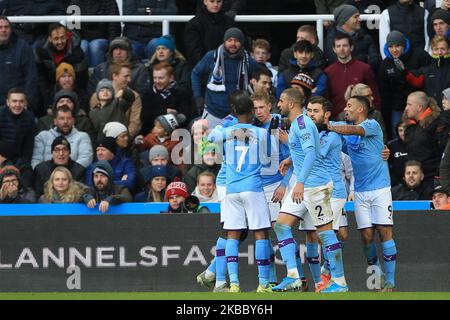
[0,0,450,210]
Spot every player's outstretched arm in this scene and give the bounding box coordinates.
[328,123,365,136]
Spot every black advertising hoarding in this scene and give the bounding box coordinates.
[0,212,448,292]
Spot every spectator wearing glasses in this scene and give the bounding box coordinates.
[0,165,35,204]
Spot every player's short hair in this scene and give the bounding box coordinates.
[405,160,422,171]
[109,61,132,77]
[7,88,26,100]
[349,95,370,114]
[229,90,253,115]
[252,38,271,52]
[153,62,174,76]
[251,89,271,104]
[294,40,314,53]
[333,32,354,47]
[197,171,216,184]
[282,88,304,106]
[297,25,318,43]
[47,23,66,36]
[309,96,332,113]
[345,83,371,101]
[251,68,272,81]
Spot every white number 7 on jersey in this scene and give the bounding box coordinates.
[235,145,249,172]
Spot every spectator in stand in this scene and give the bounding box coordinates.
[425,0,450,13]
[428,9,450,42]
[431,185,450,209]
[195,0,246,17]
[36,90,96,146]
[162,181,190,213]
[34,23,88,117]
[379,0,430,59]
[324,33,381,119]
[378,31,432,137]
[387,121,409,186]
[185,0,237,69]
[392,160,434,200]
[85,137,136,192]
[103,121,139,166]
[314,0,350,28]
[135,113,186,154]
[276,40,327,100]
[83,160,133,213]
[53,63,90,114]
[32,106,93,169]
[278,24,326,73]
[404,91,441,187]
[134,165,170,202]
[247,68,276,111]
[123,0,178,60]
[251,39,278,86]
[339,83,388,142]
[0,140,33,189]
[436,88,450,152]
[0,165,35,204]
[0,0,65,46]
[69,0,121,68]
[191,27,259,128]
[184,119,211,172]
[140,62,192,134]
[406,35,450,108]
[290,73,316,107]
[0,88,36,167]
[33,136,86,197]
[139,145,182,188]
[147,36,192,98]
[0,16,37,111]
[88,37,150,98]
[324,4,380,71]
[90,63,142,139]
[183,141,220,194]
[39,166,87,203]
[191,171,219,202]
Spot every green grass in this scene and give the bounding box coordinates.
[0,292,449,300]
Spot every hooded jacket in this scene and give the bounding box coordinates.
[82,160,133,204]
[405,103,441,181]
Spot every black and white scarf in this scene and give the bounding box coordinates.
[207,44,250,92]
[153,80,177,100]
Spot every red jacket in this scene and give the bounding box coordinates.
[324,58,381,119]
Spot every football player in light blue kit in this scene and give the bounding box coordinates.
[328,95,396,292]
[210,90,273,293]
[272,88,348,293]
[196,113,238,292]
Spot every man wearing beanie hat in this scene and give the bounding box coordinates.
[378,30,431,136]
[33,135,86,196]
[82,159,132,213]
[429,9,450,38]
[32,105,93,170]
[192,26,259,129]
[379,0,429,59]
[84,136,137,192]
[103,121,128,139]
[55,63,76,84]
[35,23,88,117]
[88,35,150,98]
[0,165,35,203]
[324,4,379,69]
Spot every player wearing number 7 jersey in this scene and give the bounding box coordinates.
[272,88,348,293]
[208,91,273,293]
[328,96,396,292]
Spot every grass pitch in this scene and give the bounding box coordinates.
[0,292,448,300]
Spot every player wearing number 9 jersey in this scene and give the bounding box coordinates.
[328,95,396,292]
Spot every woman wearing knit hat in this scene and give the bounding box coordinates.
[103,121,140,167]
[134,165,170,203]
[54,63,90,114]
[163,181,190,213]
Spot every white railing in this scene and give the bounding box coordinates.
[7,14,381,50]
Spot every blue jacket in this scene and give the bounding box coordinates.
[191,49,259,119]
[0,32,37,107]
[85,155,137,192]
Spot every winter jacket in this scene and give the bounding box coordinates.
[324,58,381,119]
[191,49,259,119]
[405,104,441,182]
[276,59,327,100]
[439,138,450,190]
[278,43,326,73]
[89,88,141,140]
[183,163,221,194]
[140,86,192,135]
[0,187,36,204]
[406,54,450,108]
[0,106,36,164]
[123,0,178,43]
[31,127,93,169]
[378,38,432,113]
[33,159,86,196]
[391,181,433,200]
[138,132,180,154]
[386,137,408,187]
[324,26,380,71]
[85,156,137,192]
[436,110,450,154]
[69,0,121,41]
[184,4,236,68]
[0,32,37,108]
